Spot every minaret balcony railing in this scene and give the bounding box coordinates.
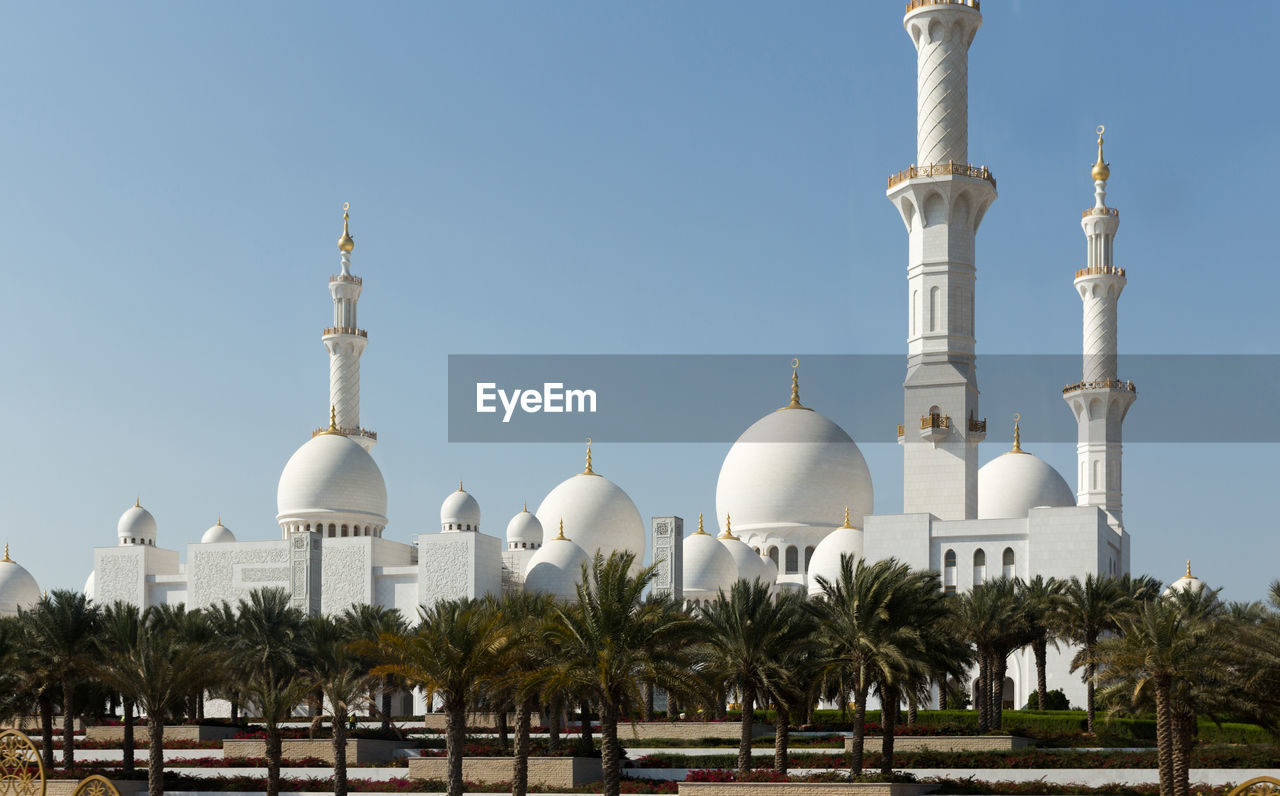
[323,326,368,338]
[888,162,996,190]
[921,413,951,430]
[330,274,363,285]
[968,417,987,433]
[1062,378,1137,395]
[905,0,979,12]
[897,423,906,438]
[312,425,378,441]
[1082,207,1119,219]
[1074,265,1126,279]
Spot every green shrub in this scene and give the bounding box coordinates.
[1022,690,1071,711]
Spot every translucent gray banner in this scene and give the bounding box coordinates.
[447,355,1279,443]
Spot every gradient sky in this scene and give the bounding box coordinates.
[2,1,1274,601]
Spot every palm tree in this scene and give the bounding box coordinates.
[206,601,246,724]
[96,616,225,796]
[21,589,100,769]
[1233,580,1280,733]
[539,551,703,796]
[96,601,143,775]
[365,597,510,796]
[1060,574,1127,732]
[234,588,310,796]
[1019,576,1066,710]
[808,555,906,776]
[486,589,557,796]
[953,578,1030,731]
[303,614,374,796]
[698,579,815,774]
[342,603,409,731]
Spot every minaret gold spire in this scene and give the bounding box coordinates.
[1091,125,1110,182]
[777,358,810,411]
[338,202,355,253]
[1009,413,1025,454]
[583,437,596,475]
[330,405,339,431]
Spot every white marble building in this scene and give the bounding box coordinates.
[85,0,1141,711]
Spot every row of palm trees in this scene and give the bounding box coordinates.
[2,553,1278,796]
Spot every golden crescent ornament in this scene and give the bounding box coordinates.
[791,358,799,369]
[1096,125,1105,136]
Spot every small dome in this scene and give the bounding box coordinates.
[523,529,588,602]
[806,524,864,598]
[277,432,388,532]
[201,519,237,544]
[0,547,41,617]
[978,449,1074,520]
[683,521,738,601]
[1163,561,1206,597]
[716,401,874,537]
[507,506,543,546]
[83,570,95,601]
[117,501,157,545]
[719,533,774,587]
[440,485,481,532]
[535,447,645,566]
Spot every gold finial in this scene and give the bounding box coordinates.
[1091,125,1110,182]
[330,405,339,431]
[338,202,355,253]
[583,437,595,475]
[718,512,738,540]
[555,518,568,541]
[694,513,707,535]
[841,506,853,529]
[458,480,464,492]
[2,543,10,563]
[1010,413,1025,453]
[523,500,528,513]
[135,496,140,508]
[1185,560,1192,578]
[217,515,222,527]
[777,358,809,411]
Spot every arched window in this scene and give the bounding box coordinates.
[767,546,779,568]
[973,549,986,585]
[943,549,957,593]
[804,546,815,571]
[785,546,799,574]
[1002,547,1015,579]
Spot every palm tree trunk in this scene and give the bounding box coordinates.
[937,675,947,711]
[1033,639,1048,710]
[39,693,54,771]
[265,722,283,796]
[599,701,622,796]
[1085,660,1096,733]
[849,683,868,777]
[381,677,393,733]
[122,698,136,775]
[61,674,77,770]
[907,694,918,726]
[308,687,323,739]
[880,686,897,776]
[496,702,510,753]
[773,704,790,774]
[513,698,533,796]
[333,704,349,796]
[547,700,561,755]
[737,685,755,774]
[578,700,593,754]
[148,720,165,796]
[642,682,654,722]
[1172,710,1193,796]
[445,696,466,796]
[992,655,1007,730]
[229,695,239,725]
[1153,678,1173,796]
[714,683,727,721]
[975,658,989,733]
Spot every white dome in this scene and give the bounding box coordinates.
[83,570,95,600]
[535,454,644,566]
[440,487,481,532]
[1163,563,1206,597]
[682,528,738,601]
[0,550,40,616]
[201,520,237,544]
[523,534,589,602]
[507,508,543,546]
[978,449,1074,520]
[806,525,865,597]
[117,502,157,544]
[276,432,388,532]
[719,534,775,587]
[716,404,874,535]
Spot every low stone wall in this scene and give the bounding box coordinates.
[0,718,84,732]
[222,738,411,764]
[418,712,542,730]
[408,755,603,787]
[621,722,772,741]
[844,735,1034,754]
[47,779,145,796]
[679,784,939,796]
[85,724,243,743]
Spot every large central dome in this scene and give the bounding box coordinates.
[716,377,873,534]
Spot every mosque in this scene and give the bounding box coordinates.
[1,0,1186,711]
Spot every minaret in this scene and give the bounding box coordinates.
[1064,126,1136,524]
[888,0,994,520]
[318,203,376,450]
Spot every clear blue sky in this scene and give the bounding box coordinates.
[3,1,1274,601]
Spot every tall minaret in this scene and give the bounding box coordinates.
[1064,127,1135,524]
[888,0,994,520]
[319,203,376,451]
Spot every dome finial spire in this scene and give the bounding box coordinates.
[841,505,853,529]
[330,405,339,432]
[2,542,10,563]
[338,202,355,254]
[1011,413,1024,453]
[1185,559,1192,578]
[718,512,737,540]
[778,358,809,411]
[695,512,706,535]
[555,518,568,541]
[583,437,595,475]
[135,496,140,508]
[1091,125,1110,184]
